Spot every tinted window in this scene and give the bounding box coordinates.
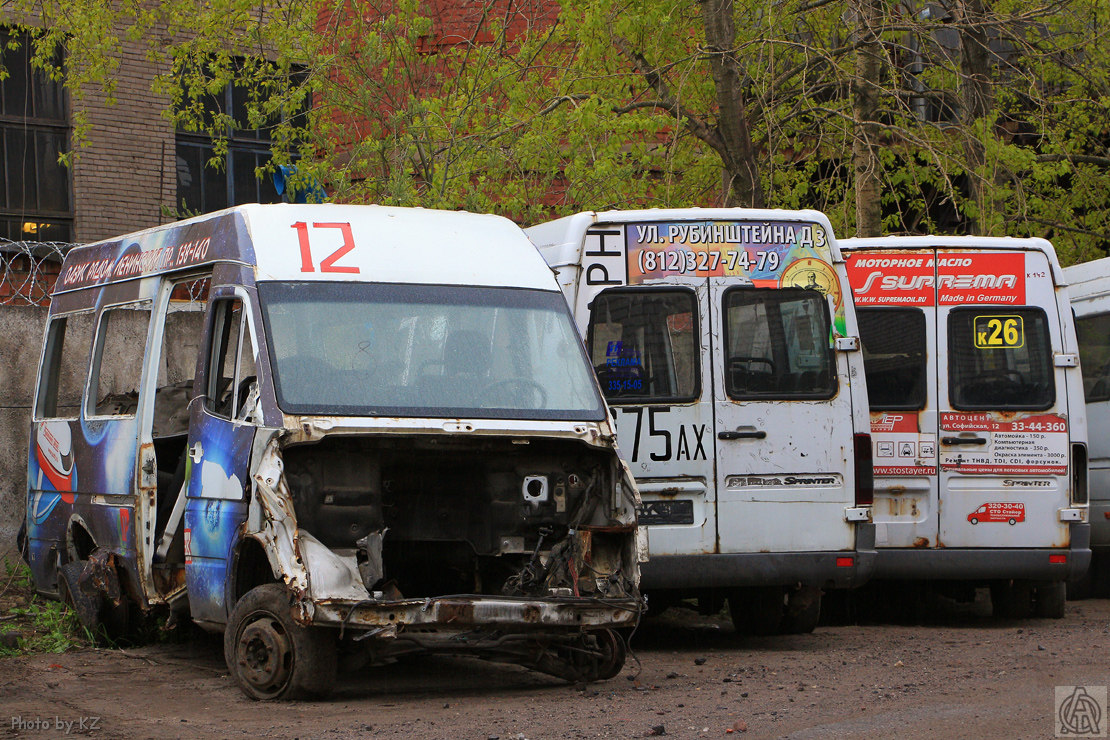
[35,311,95,418]
[587,289,698,403]
[723,288,836,399]
[948,307,1054,409]
[1077,312,1110,402]
[858,308,927,410]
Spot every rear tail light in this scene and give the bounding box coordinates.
[1050,554,1067,564]
[836,556,854,567]
[854,432,874,507]
[1072,442,1089,505]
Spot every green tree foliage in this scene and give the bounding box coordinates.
[6,0,1110,258]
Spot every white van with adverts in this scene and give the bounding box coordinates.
[527,209,875,635]
[842,235,1089,618]
[1062,256,1110,595]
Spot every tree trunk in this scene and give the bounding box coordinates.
[954,0,996,233]
[700,0,765,208]
[852,0,884,237]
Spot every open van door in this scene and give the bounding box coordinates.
[183,289,260,624]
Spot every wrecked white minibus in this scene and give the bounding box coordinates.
[527,209,875,634]
[841,236,1089,617]
[22,204,643,699]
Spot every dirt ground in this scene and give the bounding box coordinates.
[0,589,1107,740]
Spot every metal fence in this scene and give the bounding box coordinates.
[0,239,74,307]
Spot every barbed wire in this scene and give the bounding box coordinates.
[0,238,74,307]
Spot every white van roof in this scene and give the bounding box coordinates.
[528,207,840,266]
[841,235,1067,285]
[1063,256,1110,299]
[56,204,557,294]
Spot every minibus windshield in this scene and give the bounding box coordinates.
[258,282,606,420]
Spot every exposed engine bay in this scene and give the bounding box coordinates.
[281,434,639,602]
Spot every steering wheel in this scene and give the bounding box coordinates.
[477,378,549,408]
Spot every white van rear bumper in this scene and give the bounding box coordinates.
[871,522,1090,580]
[640,523,877,589]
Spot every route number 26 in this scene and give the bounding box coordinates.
[291,221,359,273]
[973,315,1023,349]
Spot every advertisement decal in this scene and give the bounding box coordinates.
[940,412,1068,474]
[617,220,846,333]
[846,252,1026,306]
[870,412,937,476]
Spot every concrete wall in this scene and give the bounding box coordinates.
[0,306,49,556]
[0,305,202,557]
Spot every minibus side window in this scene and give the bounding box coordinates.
[35,311,96,418]
[723,288,836,400]
[205,298,257,421]
[586,290,698,403]
[88,303,153,417]
[1076,312,1110,402]
[948,307,1054,410]
[857,308,927,410]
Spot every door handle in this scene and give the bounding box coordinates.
[189,442,204,463]
[941,436,987,446]
[718,430,767,440]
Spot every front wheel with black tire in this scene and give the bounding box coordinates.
[588,629,627,681]
[224,584,337,701]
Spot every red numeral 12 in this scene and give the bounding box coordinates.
[291,221,359,274]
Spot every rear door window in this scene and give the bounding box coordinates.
[948,307,1054,409]
[857,308,927,410]
[722,287,836,399]
[587,289,698,403]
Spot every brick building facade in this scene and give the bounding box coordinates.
[1,19,288,246]
[70,38,178,243]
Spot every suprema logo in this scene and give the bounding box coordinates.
[857,271,1017,294]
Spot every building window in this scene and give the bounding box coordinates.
[0,28,72,242]
[174,63,302,214]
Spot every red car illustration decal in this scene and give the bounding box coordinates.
[967,502,1025,525]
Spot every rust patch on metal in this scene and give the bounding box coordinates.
[438,601,476,624]
[580,524,635,534]
[912,537,930,548]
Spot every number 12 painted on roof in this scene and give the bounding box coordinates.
[292,221,359,273]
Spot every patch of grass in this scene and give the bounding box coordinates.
[0,558,91,656]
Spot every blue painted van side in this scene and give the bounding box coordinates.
[182,407,255,623]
